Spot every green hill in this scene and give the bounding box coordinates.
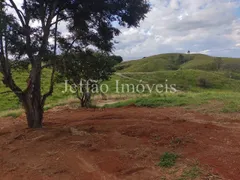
[116,53,180,72]
[117,53,240,72]
[107,53,240,93]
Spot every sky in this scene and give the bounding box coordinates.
[8,0,240,60]
[114,0,240,60]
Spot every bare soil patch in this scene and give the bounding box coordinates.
[1,107,240,179]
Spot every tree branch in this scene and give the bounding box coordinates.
[4,2,25,19]
[0,55,23,99]
[41,37,77,107]
[41,14,59,108]
[50,17,71,26]
[9,0,25,26]
[39,0,58,57]
[0,13,23,99]
[41,65,55,108]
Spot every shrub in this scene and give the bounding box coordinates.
[158,152,179,168]
[197,77,211,88]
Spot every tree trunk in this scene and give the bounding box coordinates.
[22,95,43,128]
[80,97,86,108]
[22,65,43,128]
[80,92,91,108]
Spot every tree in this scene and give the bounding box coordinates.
[213,57,223,71]
[197,77,211,88]
[57,50,116,107]
[110,55,123,64]
[0,0,150,128]
[165,54,188,70]
[177,54,185,64]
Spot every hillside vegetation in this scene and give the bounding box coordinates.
[110,53,240,92]
[116,53,240,72]
[1,53,240,115]
[112,70,240,91]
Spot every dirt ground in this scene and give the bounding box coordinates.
[1,106,240,180]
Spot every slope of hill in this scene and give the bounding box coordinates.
[106,70,240,92]
[181,55,240,71]
[180,54,214,70]
[117,53,240,72]
[117,53,181,72]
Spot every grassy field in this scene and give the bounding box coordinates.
[0,69,74,113]
[104,91,240,113]
[1,53,240,116]
[112,70,240,91]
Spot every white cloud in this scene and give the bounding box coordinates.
[6,0,240,60]
[199,50,210,54]
[114,0,240,60]
[169,0,180,10]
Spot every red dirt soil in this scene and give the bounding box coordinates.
[1,107,240,180]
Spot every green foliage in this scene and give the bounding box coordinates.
[56,51,116,107]
[111,55,123,64]
[10,59,30,72]
[0,4,26,59]
[165,54,191,70]
[57,51,115,83]
[222,63,240,73]
[178,165,201,180]
[56,0,150,52]
[115,63,131,71]
[111,69,240,91]
[158,152,179,168]
[221,102,240,113]
[104,92,240,113]
[213,57,223,71]
[104,94,188,108]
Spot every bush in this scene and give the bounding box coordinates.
[222,63,240,73]
[197,77,211,88]
[158,152,179,168]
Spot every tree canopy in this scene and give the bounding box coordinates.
[57,50,116,107]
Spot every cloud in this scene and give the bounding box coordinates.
[7,0,240,60]
[114,0,240,60]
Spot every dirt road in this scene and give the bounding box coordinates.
[1,107,240,179]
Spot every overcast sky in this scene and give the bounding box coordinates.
[114,0,240,60]
[10,0,240,60]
